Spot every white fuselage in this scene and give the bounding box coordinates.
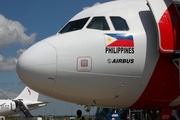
[16,0,180,109]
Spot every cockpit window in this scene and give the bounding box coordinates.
[175,5,180,15]
[110,16,129,31]
[87,17,110,30]
[59,17,90,34]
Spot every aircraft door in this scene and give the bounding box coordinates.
[10,101,16,111]
[147,0,180,54]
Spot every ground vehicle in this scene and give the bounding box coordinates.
[68,117,76,120]
[95,108,146,120]
[95,108,121,120]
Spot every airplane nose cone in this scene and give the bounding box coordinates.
[16,41,57,94]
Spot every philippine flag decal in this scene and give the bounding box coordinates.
[105,33,134,47]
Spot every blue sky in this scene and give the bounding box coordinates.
[0,0,110,116]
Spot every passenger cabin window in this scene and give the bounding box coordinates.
[87,17,110,30]
[59,17,90,34]
[110,16,129,31]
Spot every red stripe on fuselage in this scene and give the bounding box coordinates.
[130,54,179,109]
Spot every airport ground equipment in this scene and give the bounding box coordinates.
[95,108,121,120]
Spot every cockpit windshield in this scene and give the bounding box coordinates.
[87,17,110,30]
[59,17,90,34]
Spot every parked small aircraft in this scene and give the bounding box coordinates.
[0,86,48,117]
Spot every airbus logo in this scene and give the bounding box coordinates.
[107,59,134,64]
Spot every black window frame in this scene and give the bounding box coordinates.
[87,16,110,30]
[110,16,129,31]
[59,17,90,34]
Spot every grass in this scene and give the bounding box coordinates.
[4,116,95,120]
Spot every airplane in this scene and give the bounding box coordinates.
[16,0,180,119]
[0,86,48,116]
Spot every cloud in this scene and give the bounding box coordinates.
[0,14,32,71]
[93,2,101,6]
[0,48,26,71]
[0,88,18,99]
[83,2,101,10]
[17,49,26,58]
[0,14,36,48]
[0,55,17,71]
